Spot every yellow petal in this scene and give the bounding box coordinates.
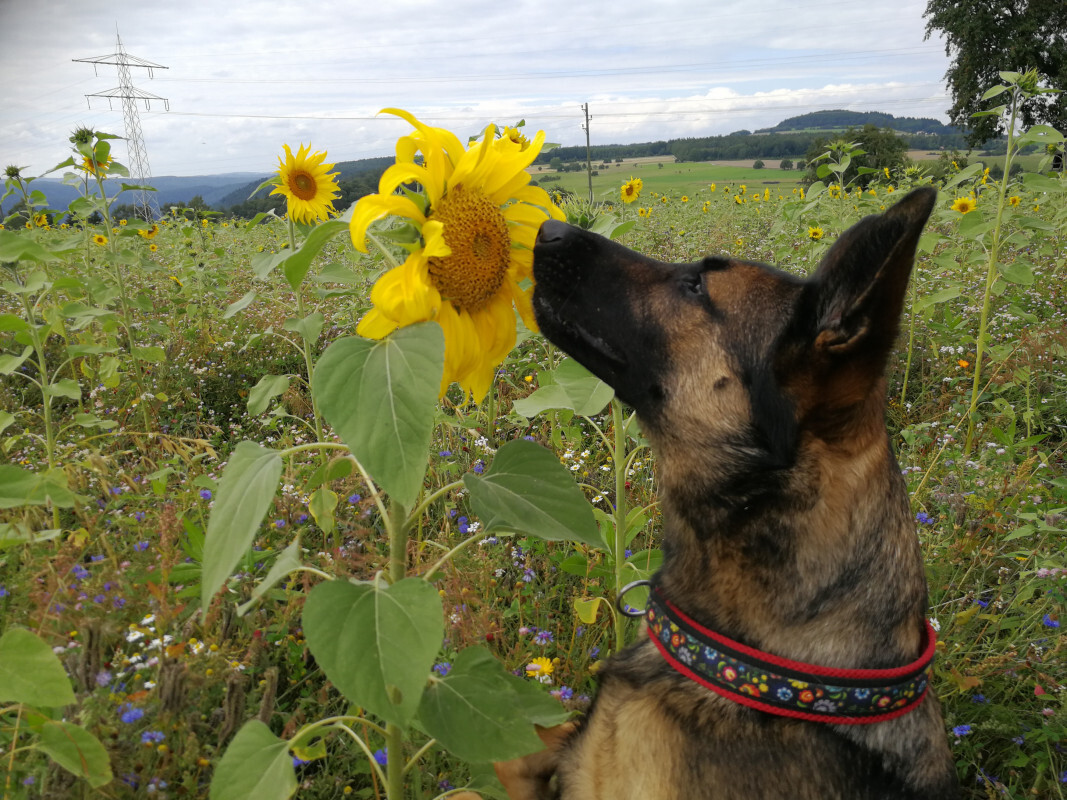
[356,308,398,339]
[369,256,440,324]
[350,194,425,252]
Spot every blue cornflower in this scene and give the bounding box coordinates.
[624,549,632,559]
[458,516,469,534]
[522,568,535,583]
[96,670,113,687]
[0,585,7,598]
[970,694,987,703]
[1012,735,1025,746]
[141,731,165,744]
[292,756,309,768]
[348,494,361,504]
[438,779,454,791]
[523,435,534,441]
[134,541,150,552]
[22,777,35,786]
[915,511,934,525]
[298,514,308,523]
[534,630,553,645]
[72,565,90,580]
[120,705,144,724]
[90,554,105,562]
[275,519,286,528]
[134,511,146,522]
[94,594,105,603]
[952,724,971,737]
[373,748,387,766]
[433,662,452,677]
[590,646,600,659]
[558,686,574,700]
[1042,614,1060,628]
[113,597,126,608]
[439,450,452,457]
[473,461,484,474]
[199,489,212,500]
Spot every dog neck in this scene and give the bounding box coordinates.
[651,423,929,673]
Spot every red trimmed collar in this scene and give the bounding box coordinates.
[643,584,936,725]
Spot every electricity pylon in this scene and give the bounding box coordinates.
[74,33,168,221]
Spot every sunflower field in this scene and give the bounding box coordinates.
[1,74,1066,800]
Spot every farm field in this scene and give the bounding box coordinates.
[1,118,1066,800]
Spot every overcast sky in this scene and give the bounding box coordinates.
[1,0,954,178]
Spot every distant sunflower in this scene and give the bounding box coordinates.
[92,234,108,247]
[149,243,158,252]
[1008,195,1021,207]
[350,108,564,401]
[638,207,648,218]
[270,144,340,224]
[951,196,977,214]
[139,224,160,239]
[620,176,642,204]
[81,154,113,176]
[808,226,824,241]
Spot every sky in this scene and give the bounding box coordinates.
[0,0,955,178]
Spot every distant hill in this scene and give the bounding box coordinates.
[22,173,265,215]
[756,110,959,136]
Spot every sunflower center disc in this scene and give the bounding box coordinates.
[290,171,318,201]
[427,186,511,312]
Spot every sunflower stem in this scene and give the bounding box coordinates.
[611,397,629,655]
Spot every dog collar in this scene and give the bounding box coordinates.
[643,584,936,725]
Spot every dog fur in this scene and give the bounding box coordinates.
[511,186,960,799]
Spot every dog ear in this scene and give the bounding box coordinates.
[810,186,936,360]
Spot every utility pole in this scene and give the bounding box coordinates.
[74,32,168,221]
[581,103,593,203]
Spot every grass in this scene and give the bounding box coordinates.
[0,154,1065,799]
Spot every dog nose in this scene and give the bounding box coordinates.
[537,219,570,245]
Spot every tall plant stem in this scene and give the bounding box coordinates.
[900,277,918,407]
[611,398,628,654]
[286,217,327,457]
[964,92,1020,454]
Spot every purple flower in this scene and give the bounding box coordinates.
[347,494,361,504]
[120,704,144,724]
[113,597,126,608]
[473,461,485,474]
[458,516,469,534]
[72,565,90,580]
[952,724,971,737]
[134,541,150,552]
[1042,614,1060,628]
[373,748,387,766]
[433,662,452,676]
[96,670,113,687]
[0,585,7,598]
[522,568,535,583]
[141,730,165,744]
[274,519,286,528]
[134,511,146,522]
[589,646,600,659]
[534,630,554,645]
[93,594,105,603]
[199,489,212,500]
[439,450,452,457]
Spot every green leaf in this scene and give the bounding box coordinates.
[574,596,609,624]
[0,346,32,376]
[0,466,77,509]
[0,230,62,263]
[282,312,325,345]
[308,487,338,534]
[513,358,614,417]
[313,324,444,510]
[201,441,283,611]
[247,374,290,416]
[251,250,292,281]
[997,260,1035,285]
[237,537,305,617]
[303,577,442,728]
[418,646,550,762]
[280,218,350,291]
[464,439,599,546]
[33,717,113,788]
[980,85,1009,101]
[133,345,166,364]
[48,379,81,400]
[914,286,961,314]
[210,720,296,800]
[72,412,118,430]
[223,290,258,319]
[0,628,76,706]
[0,409,13,435]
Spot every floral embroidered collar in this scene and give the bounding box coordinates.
[641,583,937,725]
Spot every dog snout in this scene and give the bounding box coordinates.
[536,219,572,245]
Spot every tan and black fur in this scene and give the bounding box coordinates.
[515,186,959,799]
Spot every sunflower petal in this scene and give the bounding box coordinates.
[350,195,426,252]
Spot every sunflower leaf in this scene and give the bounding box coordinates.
[210,720,296,800]
[280,218,350,292]
[313,324,444,510]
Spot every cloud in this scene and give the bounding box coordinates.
[0,0,952,176]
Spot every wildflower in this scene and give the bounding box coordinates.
[148,243,158,252]
[952,724,972,737]
[120,704,145,724]
[141,731,165,744]
[526,656,553,677]
[957,359,970,368]
[372,748,387,766]
[433,662,452,676]
[680,195,689,203]
[638,207,648,218]
[883,167,891,180]
[351,109,563,401]
[709,183,716,192]
[534,630,554,645]
[1042,614,1059,628]
[199,489,212,500]
[807,226,823,241]
[168,275,182,287]
[1008,195,1021,207]
[92,234,108,247]
[620,176,642,204]
[0,585,6,598]
[951,196,976,214]
[270,144,340,224]
[347,494,361,504]
[139,224,160,239]
[915,511,934,525]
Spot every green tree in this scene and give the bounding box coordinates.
[924,0,1067,145]
[779,158,794,170]
[753,159,765,169]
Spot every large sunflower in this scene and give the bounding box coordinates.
[270,144,340,224]
[351,109,564,401]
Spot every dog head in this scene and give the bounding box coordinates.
[532,187,936,502]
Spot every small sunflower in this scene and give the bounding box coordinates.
[81,154,113,176]
[149,243,158,252]
[638,207,648,218]
[808,226,824,241]
[92,234,108,247]
[681,195,689,203]
[350,108,564,401]
[620,176,642,204]
[139,224,160,239]
[270,144,340,224]
[951,196,977,214]
[709,183,716,192]
[1008,195,1021,207]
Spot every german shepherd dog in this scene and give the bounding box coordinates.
[504,186,959,799]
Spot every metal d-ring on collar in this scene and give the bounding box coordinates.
[616,579,652,617]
